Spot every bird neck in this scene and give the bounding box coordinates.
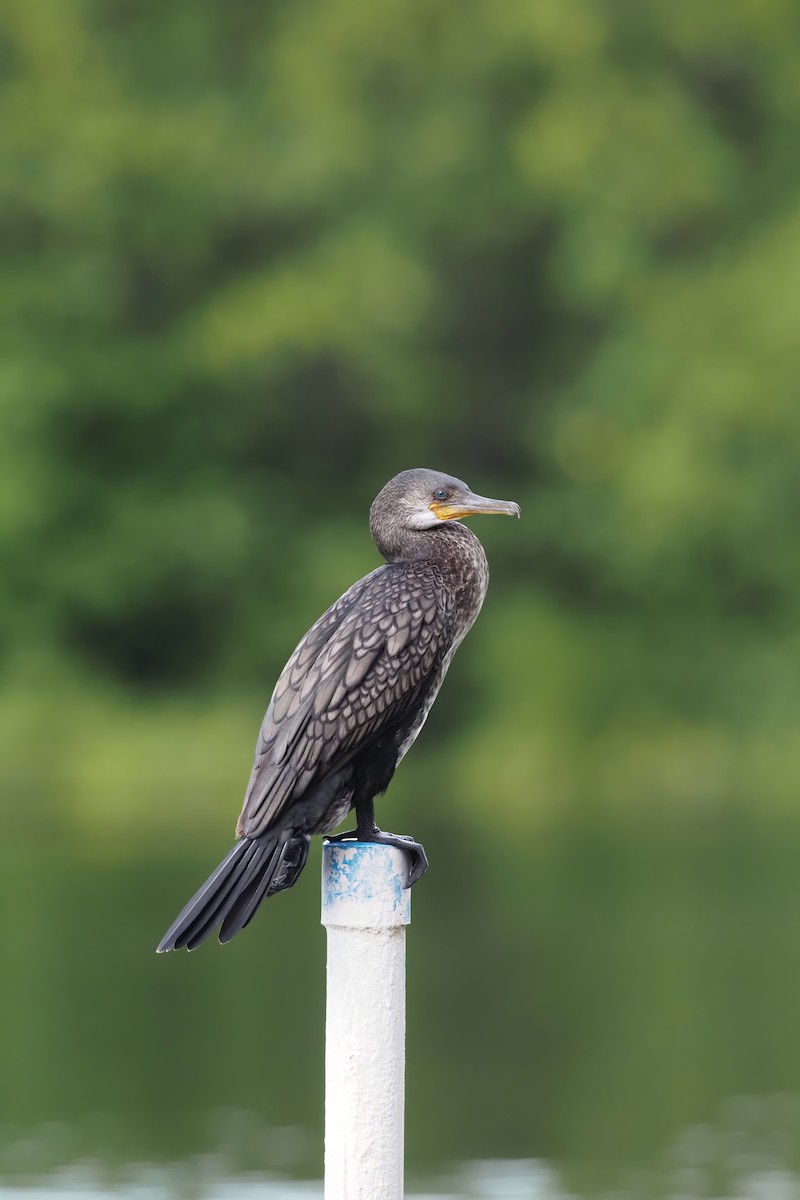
[374,520,487,574]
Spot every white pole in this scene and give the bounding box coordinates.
[321,841,411,1200]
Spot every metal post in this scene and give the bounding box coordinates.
[321,841,411,1200]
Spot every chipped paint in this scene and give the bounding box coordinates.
[321,842,411,929]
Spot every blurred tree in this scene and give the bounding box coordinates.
[0,0,798,809]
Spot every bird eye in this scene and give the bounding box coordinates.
[434,488,448,501]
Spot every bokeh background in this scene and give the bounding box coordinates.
[2,0,800,1196]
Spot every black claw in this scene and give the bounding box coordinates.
[403,841,429,887]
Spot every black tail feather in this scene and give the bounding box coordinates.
[218,846,283,943]
[156,833,305,952]
[176,840,263,951]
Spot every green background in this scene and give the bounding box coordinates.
[2,0,800,1194]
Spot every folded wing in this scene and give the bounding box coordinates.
[237,562,450,838]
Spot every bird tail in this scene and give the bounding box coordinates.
[156,832,311,952]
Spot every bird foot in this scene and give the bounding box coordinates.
[324,829,429,888]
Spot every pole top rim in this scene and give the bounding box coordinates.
[321,841,412,929]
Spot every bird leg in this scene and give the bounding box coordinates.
[325,798,429,888]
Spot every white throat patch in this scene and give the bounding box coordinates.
[407,505,442,530]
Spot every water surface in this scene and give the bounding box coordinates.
[3,807,800,1197]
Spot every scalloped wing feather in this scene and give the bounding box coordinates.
[237,563,449,838]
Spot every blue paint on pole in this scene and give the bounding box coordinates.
[322,841,411,928]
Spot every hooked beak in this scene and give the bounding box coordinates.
[429,491,521,522]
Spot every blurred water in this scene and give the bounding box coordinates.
[0,1156,559,1199]
[3,809,800,1198]
[1,1133,800,1200]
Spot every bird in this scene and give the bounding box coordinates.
[157,468,520,952]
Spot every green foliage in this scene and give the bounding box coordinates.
[3,0,799,822]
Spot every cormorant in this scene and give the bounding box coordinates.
[157,468,520,952]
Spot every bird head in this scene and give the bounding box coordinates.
[370,468,520,558]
